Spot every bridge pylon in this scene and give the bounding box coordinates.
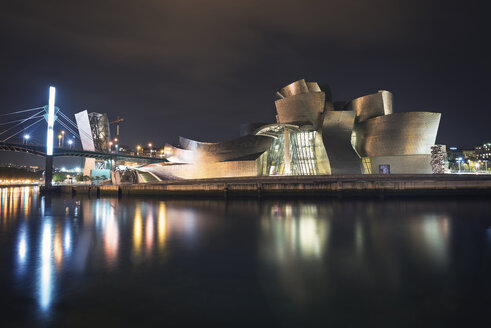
[44,86,56,186]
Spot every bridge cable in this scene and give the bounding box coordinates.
[0,106,45,117]
[57,111,78,128]
[2,117,45,142]
[0,115,45,126]
[58,110,93,141]
[57,119,80,140]
[0,110,45,137]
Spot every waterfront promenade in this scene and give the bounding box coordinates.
[42,174,491,197]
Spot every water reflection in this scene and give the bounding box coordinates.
[261,202,330,260]
[1,188,491,326]
[39,218,53,311]
[158,202,167,252]
[133,206,142,258]
[258,200,460,310]
[17,222,28,275]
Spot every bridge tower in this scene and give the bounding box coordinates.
[44,86,56,186]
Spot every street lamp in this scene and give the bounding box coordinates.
[136,145,141,155]
[109,141,113,152]
[457,157,463,173]
[23,134,30,145]
[148,143,153,157]
[58,134,62,147]
[68,139,73,149]
[61,130,65,147]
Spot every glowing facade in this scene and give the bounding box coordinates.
[75,110,112,176]
[140,79,441,179]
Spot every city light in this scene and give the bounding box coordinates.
[46,86,56,156]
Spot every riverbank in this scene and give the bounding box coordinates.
[39,174,491,198]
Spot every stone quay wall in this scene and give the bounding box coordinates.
[41,174,491,198]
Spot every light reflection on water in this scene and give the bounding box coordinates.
[0,187,490,326]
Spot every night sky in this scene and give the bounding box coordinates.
[1,1,489,166]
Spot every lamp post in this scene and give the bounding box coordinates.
[68,139,73,149]
[136,145,141,155]
[148,143,153,157]
[58,134,62,147]
[109,141,113,152]
[457,157,462,173]
[23,134,30,145]
[61,130,65,147]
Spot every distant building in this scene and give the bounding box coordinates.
[75,110,112,177]
[475,142,491,161]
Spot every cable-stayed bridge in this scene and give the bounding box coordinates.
[0,142,161,164]
[0,87,161,184]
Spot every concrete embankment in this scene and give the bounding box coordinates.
[40,174,491,198]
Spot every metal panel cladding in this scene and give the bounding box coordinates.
[352,112,441,157]
[177,135,273,162]
[274,92,325,127]
[277,79,310,98]
[346,90,393,123]
[321,110,363,174]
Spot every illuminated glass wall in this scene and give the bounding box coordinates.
[260,130,318,176]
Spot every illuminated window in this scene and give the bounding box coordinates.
[362,157,372,174]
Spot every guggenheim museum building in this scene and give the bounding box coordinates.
[139,79,441,180]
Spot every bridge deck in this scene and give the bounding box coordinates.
[0,142,163,164]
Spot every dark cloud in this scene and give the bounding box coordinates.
[1,0,435,79]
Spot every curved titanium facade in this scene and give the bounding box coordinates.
[178,135,273,162]
[321,111,363,174]
[277,79,310,98]
[274,92,325,127]
[352,112,441,157]
[136,79,442,179]
[162,144,195,163]
[306,82,321,93]
[346,90,393,123]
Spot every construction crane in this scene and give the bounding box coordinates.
[109,116,124,139]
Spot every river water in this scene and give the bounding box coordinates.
[0,186,490,327]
